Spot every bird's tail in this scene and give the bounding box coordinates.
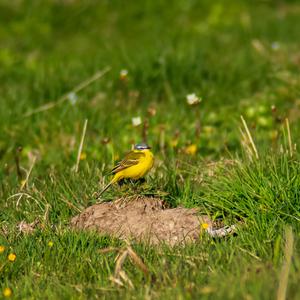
[97,181,112,198]
[96,174,119,199]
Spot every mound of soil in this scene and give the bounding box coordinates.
[71,196,214,245]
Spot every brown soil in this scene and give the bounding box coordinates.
[70,196,214,246]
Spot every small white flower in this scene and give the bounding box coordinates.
[67,92,78,105]
[120,69,128,79]
[186,93,201,105]
[132,116,142,127]
[271,42,280,51]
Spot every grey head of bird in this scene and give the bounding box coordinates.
[134,143,151,150]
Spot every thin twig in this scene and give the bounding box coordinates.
[75,119,88,172]
[277,226,294,300]
[240,115,259,159]
[24,67,111,117]
[285,118,293,158]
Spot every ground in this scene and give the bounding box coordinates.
[1,0,300,299]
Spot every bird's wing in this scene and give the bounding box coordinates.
[112,151,145,173]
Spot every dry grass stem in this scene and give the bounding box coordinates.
[240,115,259,159]
[24,67,111,117]
[239,127,254,161]
[285,118,293,158]
[114,249,128,277]
[109,276,124,287]
[109,249,134,288]
[43,204,51,224]
[159,252,209,261]
[20,156,37,190]
[119,270,134,289]
[237,247,261,261]
[99,247,119,254]
[60,196,82,213]
[107,242,150,288]
[277,226,294,300]
[7,193,40,208]
[75,119,88,172]
[127,245,149,276]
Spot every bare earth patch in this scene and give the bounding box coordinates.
[71,196,237,246]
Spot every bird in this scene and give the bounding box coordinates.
[98,143,154,196]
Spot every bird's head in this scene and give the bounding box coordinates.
[134,143,151,151]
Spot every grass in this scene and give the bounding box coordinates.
[1,0,300,298]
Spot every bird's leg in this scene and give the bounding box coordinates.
[118,179,126,186]
[137,178,146,184]
[118,178,131,193]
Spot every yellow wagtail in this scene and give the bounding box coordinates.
[99,143,154,196]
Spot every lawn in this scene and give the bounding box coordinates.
[1,0,300,299]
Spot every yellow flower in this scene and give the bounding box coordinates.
[3,288,12,298]
[0,245,5,254]
[201,223,209,230]
[79,152,87,160]
[8,253,16,262]
[48,241,54,248]
[184,144,197,155]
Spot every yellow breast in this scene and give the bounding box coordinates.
[121,149,154,180]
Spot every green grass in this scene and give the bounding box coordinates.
[1,0,300,298]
